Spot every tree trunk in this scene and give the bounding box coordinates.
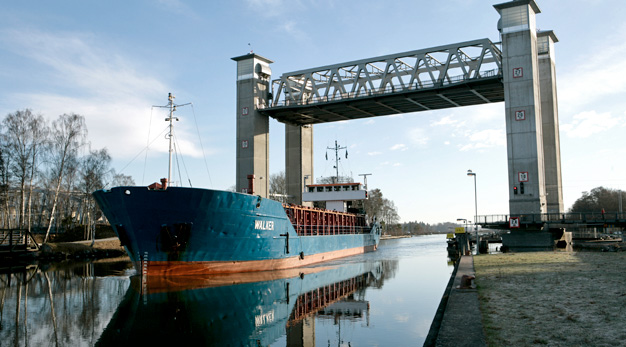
[43,175,63,244]
[27,152,39,249]
[19,178,26,229]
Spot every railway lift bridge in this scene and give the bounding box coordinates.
[232,0,562,224]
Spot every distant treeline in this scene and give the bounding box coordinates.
[0,109,134,243]
[383,221,458,236]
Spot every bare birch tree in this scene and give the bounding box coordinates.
[0,147,9,228]
[2,109,34,229]
[79,147,112,241]
[26,114,48,243]
[269,171,287,203]
[111,172,135,186]
[2,110,48,235]
[43,113,86,244]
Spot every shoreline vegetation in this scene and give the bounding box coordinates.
[380,234,413,240]
[474,250,626,346]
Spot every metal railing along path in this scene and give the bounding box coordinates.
[476,212,626,227]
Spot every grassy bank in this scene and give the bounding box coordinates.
[474,251,626,346]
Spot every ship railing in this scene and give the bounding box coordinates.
[293,224,371,236]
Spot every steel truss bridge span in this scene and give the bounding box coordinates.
[261,38,503,125]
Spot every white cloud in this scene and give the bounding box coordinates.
[390,143,408,151]
[561,110,622,138]
[3,29,163,98]
[408,127,429,146]
[458,129,505,151]
[559,28,626,111]
[280,20,309,42]
[368,151,382,156]
[431,115,459,127]
[0,29,210,160]
[245,0,304,17]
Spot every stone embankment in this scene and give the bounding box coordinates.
[37,237,127,261]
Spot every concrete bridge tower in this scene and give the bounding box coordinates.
[232,53,273,197]
[495,0,562,216]
[233,53,314,203]
[538,30,564,213]
[285,124,314,206]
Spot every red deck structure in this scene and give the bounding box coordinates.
[283,204,368,236]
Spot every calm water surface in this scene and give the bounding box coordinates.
[0,235,453,346]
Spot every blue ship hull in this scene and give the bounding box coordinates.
[92,187,380,275]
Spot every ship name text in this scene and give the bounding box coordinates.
[255,310,275,327]
[255,220,274,230]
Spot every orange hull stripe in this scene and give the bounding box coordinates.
[139,244,377,276]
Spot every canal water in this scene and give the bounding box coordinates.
[0,234,453,346]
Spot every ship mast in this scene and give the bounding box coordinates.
[154,93,190,185]
[326,140,347,183]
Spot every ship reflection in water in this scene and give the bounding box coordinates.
[1,236,454,346]
[96,260,396,346]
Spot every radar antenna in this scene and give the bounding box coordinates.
[326,140,347,184]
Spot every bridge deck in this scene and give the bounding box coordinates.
[261,38,503,126]
[262,75,503,125]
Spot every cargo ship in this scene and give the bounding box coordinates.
[92,94,380,276]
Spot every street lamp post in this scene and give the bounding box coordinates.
[467,170,478,254]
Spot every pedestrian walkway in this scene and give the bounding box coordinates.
[434,255,486,347]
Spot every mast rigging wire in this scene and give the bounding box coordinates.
[190,104,213,187]
[142,107,156,185]
[105,126,169,188]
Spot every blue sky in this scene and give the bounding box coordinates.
[1,0,625,224]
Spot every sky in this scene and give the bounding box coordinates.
[1,0,625,224]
